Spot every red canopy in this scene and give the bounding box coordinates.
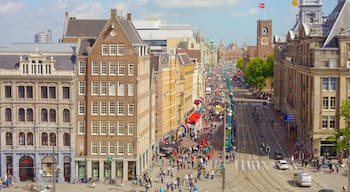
[187,111,201,124]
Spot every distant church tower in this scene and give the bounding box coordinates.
[256,20,273,59]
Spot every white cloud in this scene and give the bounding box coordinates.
[113,2,129,14]
[0,1,24,15]
[232,8,258,17]
[154,0,239,8]
[70,2,104,19]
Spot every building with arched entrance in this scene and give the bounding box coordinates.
[0,43,76,183]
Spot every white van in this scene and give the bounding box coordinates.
[293,171,312,187]
[205,87,212,94]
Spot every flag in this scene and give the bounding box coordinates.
[258,3,265,8]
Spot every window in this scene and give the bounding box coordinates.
[79,101,85,115]
[92,61,99,75]
[92,81,99,95]
[128,104,134,116]
[330,97,336,109]
[49,87,56,99]
[100,121,107,135]
[330,78,336,91]
[49,133,56,146]
[6,132,12,145]
[128,143,134,155]
[63,87,70,99]
[63,133,70,146]
[92,101,98,115]
[109,141,115,154]
[41,86,48,98]
[5,86,12,98]
[118,141,124,155]
[128,84,134,96]
[5,108,12,121]
[102,45,109,56]
[118,62,125,75]
[41,109,48,122]
[322,116,328,128]
[42,132,48,146]
[322,78,329,90]
[26,86,33,98]
[27,132,33,145]
[118,82,124,96]
[117,45,124,56]
[329,116,336,128]
[109,82,116,96]
[49,109,56,122]
[78,121,85,135]
[101,101,107,115]
[79,61,86,74]
[110,45,117,56]
[128,123,134,135]
[92,121,98,135]
[109,121,116,135]
[18,108,25,121]
[322,97,329,109]
[100,141,107,155]
[63,109,70,122]
[109,102,116,115]
[19,132,25,145]
[18,86,25,98]
[118,102,125,115]
[109,62,116,75]
[79,81,86,95]
[91,141,98,155]
[27,109,33,121]
[128,63,134,76]
[118,121,125,135]
[100,81,107,95]
[101,62,107,75]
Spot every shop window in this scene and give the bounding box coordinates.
[42,156,56,176]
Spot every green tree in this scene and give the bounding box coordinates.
[327,100,350,158]
[244,58,266,90]
[236,58,243,69]
[264,55,274,78]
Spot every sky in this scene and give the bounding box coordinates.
[0,0,337,47]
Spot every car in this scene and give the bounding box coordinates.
[273,150,283,160]
[318,189,335,192]
[276,160,289,170]
[293,171,312,187]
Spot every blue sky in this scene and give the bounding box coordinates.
[0,0,336,47]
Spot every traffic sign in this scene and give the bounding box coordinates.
[283,114,296,123]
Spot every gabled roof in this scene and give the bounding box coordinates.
[177,49,201,63]
[323,0,350,47]
[177,53,192,65]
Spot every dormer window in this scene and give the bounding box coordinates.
[20,57,53,75]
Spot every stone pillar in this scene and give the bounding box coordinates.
[57,153,64,183]
[99,160,104,181]
[0,152,6,179]
[123,160,128,181]
[86,160,92,179]
[70,154,75,183]
[35,153,41,183]
[12,153,18,182]
[111,160,116,179]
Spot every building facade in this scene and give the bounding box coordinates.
[274,0,350,158]
[62,9,153,181]
[0,43,76,183]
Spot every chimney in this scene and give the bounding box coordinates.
[111,9,117,18]
[127,13,132,21]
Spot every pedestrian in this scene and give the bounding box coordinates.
[160,173,164,184]
[335,164,339,174]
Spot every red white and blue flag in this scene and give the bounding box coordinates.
[258,3,265,8]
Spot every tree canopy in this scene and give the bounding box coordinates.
[244,55,274,90]
[236,58,243,70]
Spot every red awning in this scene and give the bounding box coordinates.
[187,111,201,124]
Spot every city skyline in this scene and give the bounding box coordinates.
[0,0,336,47]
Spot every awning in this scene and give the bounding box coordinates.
[186,111,201,124]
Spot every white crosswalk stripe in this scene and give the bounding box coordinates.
[232,160,297,171]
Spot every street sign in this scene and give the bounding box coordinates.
[283,114,296,123]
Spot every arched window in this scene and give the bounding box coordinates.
[27,132,33,145]
[5,108,11,121]
[63,109,70,122]
[41,109,48,122]
[18,108,25,121]
[42,132,48,146]
[49,133,56,146]
[19,132,25,145]
[5,132,12,145]
[27,108,33,121]
[63,133,70,146]
[49,109,56,122]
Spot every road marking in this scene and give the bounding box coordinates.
[256,161,261,170]
[262,161,269,170]
[247,160,251,169]
[241,160,245,170]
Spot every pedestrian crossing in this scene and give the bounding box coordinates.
[228,159,298,171]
